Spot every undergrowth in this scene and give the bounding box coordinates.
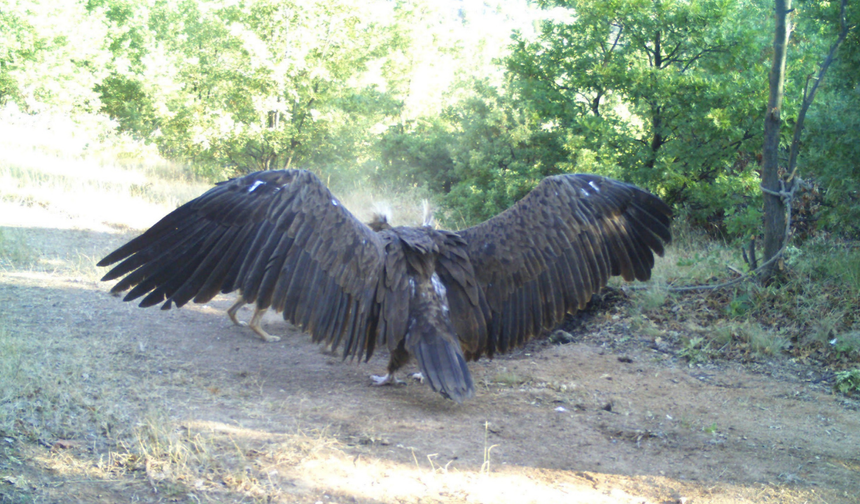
[626,227,860,378]
[834,369,860,394]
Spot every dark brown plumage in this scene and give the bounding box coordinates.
[98,169,672,403]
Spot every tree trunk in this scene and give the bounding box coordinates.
[644,30,665,173]
[761,0,791,279]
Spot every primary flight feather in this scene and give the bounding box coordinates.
[98,169,672,403]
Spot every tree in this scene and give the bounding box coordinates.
[760,0,791,277]
[504,0,770,233]
[89,0,161,137]
[0,0,110,113]
[442,81,567,225]
[761,0,854,277]
[800,0,860,235]
[200,0,399,172]
[90,0,402,176]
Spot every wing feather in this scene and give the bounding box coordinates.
[453,174,672,358]
[98,169,385,360]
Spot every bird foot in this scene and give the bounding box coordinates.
[253,330,281,342]
[246,306,280,342]
[408,372,424,384]
[230,315,280,341]
[371,373,405,386]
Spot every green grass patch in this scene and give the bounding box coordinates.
[834,369,860,395]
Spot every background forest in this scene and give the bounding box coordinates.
[2,0,858,236]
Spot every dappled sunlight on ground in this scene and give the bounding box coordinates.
[14,415,840,504]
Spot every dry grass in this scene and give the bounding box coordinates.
[0,151,210,233]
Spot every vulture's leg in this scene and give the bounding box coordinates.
[226,295,279,342]
[409,372,424,383]
[246,306,280,342]
[227,295,246,326]
[371,344,410,386]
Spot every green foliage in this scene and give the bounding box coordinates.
[443,83,567,226]
[728,293,753,318]
[773,0,860,238]
[378,80,568,227]
[503,0,771,235]
[376,117,457,193]
[834,369,860,395]
[135,0,399,172]
[0,1,110,113]
[796,1,860,238]
[679,336,711,364]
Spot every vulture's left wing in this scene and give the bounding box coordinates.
[446,174,672,359]
[98,169,385,360]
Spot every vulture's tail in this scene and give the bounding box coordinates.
[407,320,474,404]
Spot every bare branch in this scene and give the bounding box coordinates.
[661,40,686,67]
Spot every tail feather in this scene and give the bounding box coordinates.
[409,324,474,403]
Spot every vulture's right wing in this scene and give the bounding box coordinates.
[98,169,385,360]
[448,174,672,359]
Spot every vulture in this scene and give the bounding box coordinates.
[98,169,672,403]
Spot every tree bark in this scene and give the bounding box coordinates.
[761,0,791,279]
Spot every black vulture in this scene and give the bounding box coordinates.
[98,169,672,403]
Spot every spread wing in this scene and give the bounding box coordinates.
[98,169,385,360]
[441,174,672,359]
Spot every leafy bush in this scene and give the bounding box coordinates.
[834,369,860,395]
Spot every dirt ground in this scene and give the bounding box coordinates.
[1,202,859,503]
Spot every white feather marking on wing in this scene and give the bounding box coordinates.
[431,272,447,297]
[431,272,449,314]
[331,198,339,206]
[247,180,265,193]
[580,188,590,197]
[588,180,600,192]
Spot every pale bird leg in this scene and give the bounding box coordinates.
[409,372,424,384]
[247,306,280,342]
[226,295,247,327]
[371,373,405,386]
